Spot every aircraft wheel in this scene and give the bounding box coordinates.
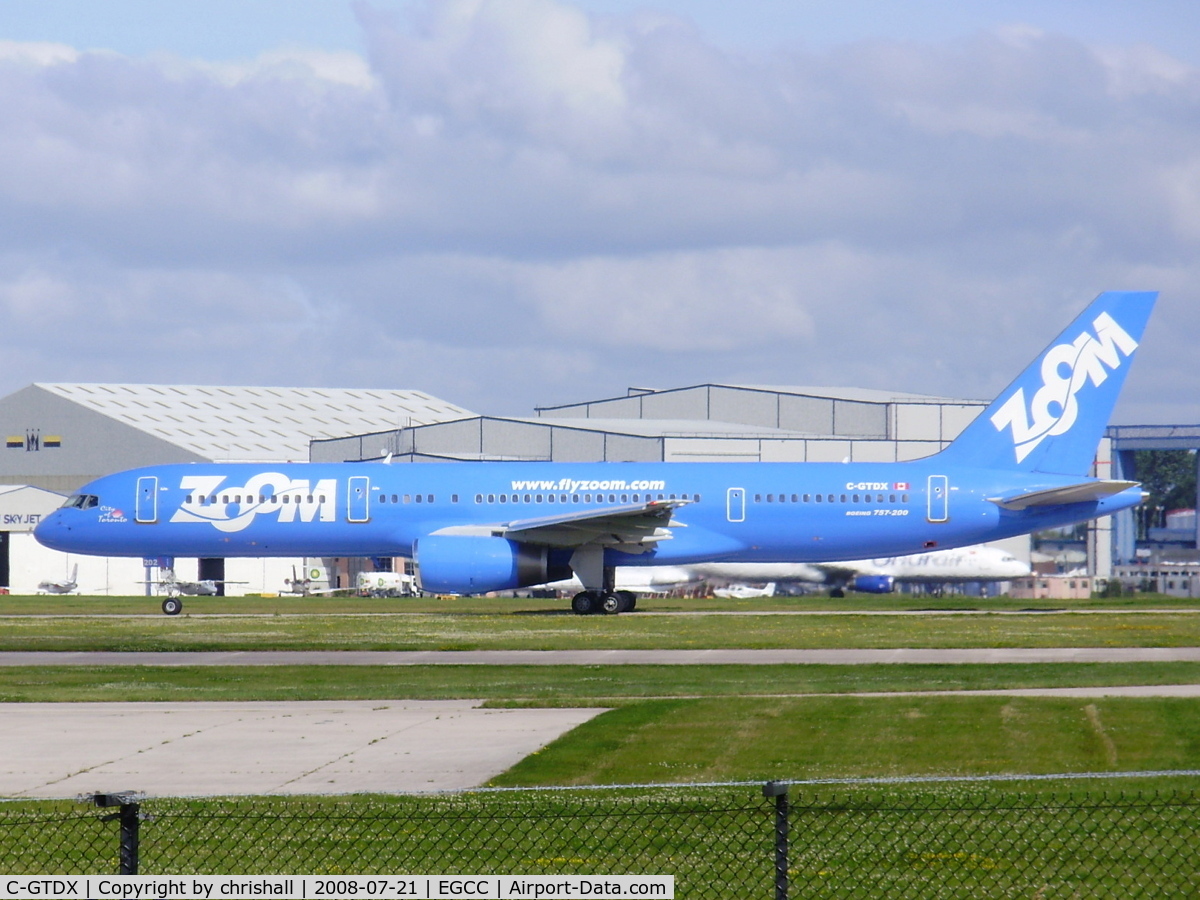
[599,592,623,615]
[162,597,183,616]
[830,588,845,599]
[571,592,597,615]
[617,591,636,613]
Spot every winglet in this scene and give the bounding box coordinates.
[938,291,1156,475]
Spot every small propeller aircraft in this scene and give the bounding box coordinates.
[37,564,78,595]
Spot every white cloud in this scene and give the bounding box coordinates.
[0,2,1195,421]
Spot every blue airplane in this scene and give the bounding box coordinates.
[36,291,1156,616]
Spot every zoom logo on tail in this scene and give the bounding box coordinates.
[989,311,1138,464]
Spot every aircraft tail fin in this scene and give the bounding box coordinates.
[938,291,1156,475]
[69,564,78,584]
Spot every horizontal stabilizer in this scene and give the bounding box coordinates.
[987,480,1140,511]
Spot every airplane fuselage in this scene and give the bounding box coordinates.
[35,459,1140,566]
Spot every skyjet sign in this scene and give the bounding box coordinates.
[990,311,1138,463]
[170,473,337,533]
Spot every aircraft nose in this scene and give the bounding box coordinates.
[33,511,70,550]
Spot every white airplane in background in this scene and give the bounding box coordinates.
[552,544,1029,599]
[37,564,78,595]
[713,582,777,599]
[691,545,1031,597]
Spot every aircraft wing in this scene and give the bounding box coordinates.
[433,498,689,550]
[987,480,1141,511]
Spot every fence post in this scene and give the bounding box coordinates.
[762,781,789,900]
[92,792,140,875]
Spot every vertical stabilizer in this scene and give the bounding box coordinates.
[938,291,1156,475]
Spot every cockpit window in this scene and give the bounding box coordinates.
[62,494,99,509]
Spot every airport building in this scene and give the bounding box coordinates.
[0,383,475,595]
[311,384,988,464]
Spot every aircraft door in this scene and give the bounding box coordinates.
[135,476,158,523]
[927,475,949,523]
[347,476,370,523]
[727,487,745,523]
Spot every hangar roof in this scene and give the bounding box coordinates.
[725,385,985,405]
[34,383,474,462]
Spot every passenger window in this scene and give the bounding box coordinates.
[475,494,483,503]
[416,494,423,503]
[815,494,822,502]
[803,494,810,502]
[451,494,458,503]
[487,494,495,503]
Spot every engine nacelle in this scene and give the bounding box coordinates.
[853,574,896,594]
[415,535,571,594]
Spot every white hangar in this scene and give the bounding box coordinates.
[310,383,990,464]
[0,383,474,595]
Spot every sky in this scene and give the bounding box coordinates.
[0,1,1197,425]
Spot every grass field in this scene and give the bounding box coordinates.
[3,591,1197,616]
[2,662,1200,703]
[2,603,1200,651]
[4,593,1200,789]
[5,594,1200,885]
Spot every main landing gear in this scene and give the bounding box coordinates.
[571,590,637,615]
[161,597,183,616]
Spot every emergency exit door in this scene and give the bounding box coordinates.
[348,476,371,522]
[727,487,746,523]
[135,476,158,523]
[927,475,949,523]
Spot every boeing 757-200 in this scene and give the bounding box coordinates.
[35,291,1156,615]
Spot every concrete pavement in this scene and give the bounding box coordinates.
[0,700,605,798]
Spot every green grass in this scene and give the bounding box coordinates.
[2,606,1200,650]
[1,662,1200,703]
[12,785,1199,895]
[2,591,1197,616]
[493,696,1200,786]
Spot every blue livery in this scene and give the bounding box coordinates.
[35,291,1157,614]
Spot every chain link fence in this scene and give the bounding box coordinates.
[2,777,1199,897]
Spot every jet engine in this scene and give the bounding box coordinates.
[852,575,896,594]
[414,535,572,594]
